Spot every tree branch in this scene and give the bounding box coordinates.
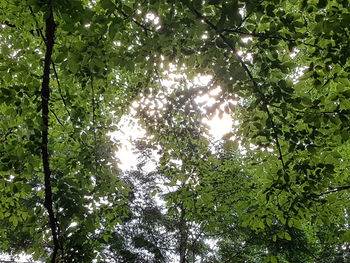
[2,20,16,27]
[235,0,265,30]
[50,109,65,128]
[40,7,61,262]
[90,75,98,173]
[29,6,72,122]
[321,110,350,115]
[182,2,287,173]
[52,63,73,121]
[318,185,350,196]
[222,28,322,49]
[115,1,156,34]
[28,6,45,40]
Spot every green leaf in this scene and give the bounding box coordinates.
[271,255,278,263]
[342,230,350,242]
[100,0,115,10]
[272,235,277,242]
[284,232,292,240]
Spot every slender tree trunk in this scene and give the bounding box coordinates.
[179,203,188,263]
[41,7,60,263]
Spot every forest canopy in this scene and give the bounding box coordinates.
[0,0,350,262]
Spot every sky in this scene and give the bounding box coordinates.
[113,111,233,171]
[111,74,234,171]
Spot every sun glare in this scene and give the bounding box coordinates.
[113,74,234,170]
[110,116,146,171]
[204,113,233,139]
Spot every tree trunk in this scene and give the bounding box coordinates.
[179,203,188,263]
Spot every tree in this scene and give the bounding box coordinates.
[135,78,217,263]
[1,0,350,262]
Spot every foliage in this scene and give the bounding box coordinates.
[0,0,350,262]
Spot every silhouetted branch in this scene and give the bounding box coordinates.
[2,20,16,27]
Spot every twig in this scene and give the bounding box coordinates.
[115,1,156,34]
[28,6,45,40]
[90,75,98,175]
[318,185,350,196]
[235,0,265,30]
[52,63,72,120]
[2,20,16,27]
[223,28,322,49]
[321,110,350,115]
[50,109,65,128]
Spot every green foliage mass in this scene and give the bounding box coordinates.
[0,0,349,262]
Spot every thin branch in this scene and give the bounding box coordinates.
[29,5,72,122]
[2,19,37,37]
[222,28,322,49]
[318,185,350,196]
[270,103,350,116]
[235,0,265,30]
[2,20,16,27]
[90,76,98,175]
[183,2,287,173]
[321,110,350,115]
[40,6,61,262]
[91,76,96,146]
[28,6,45,40]
[52,63,72,120]
[115,1,156,34]
[50,109,65,128]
